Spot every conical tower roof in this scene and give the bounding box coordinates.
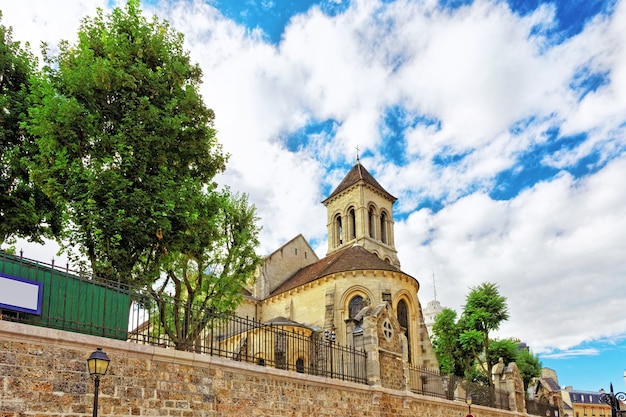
[322,162,396,204]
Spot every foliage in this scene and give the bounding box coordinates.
[0,13,62,246]
[460,282,509,385]
[432,307,458,375]
[432,307,472,377]
[25,0,228,285]
[149,191,262,350]
[23,0,262,350]
[432,282,540,391]
[488,338,518,367]
[516,346,542,392]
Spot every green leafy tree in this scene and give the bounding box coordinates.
[460,282,509,386]
[487,338,518,368]
[24,1,262,349]
[432,307,474,399]
[149,191,261,351]
[26,0,229,284]
[432,307,476,377]
[432,307,460,376]
[0,14,62,247]
[433,284,541,394]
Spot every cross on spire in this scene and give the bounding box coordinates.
[355,145,360,162]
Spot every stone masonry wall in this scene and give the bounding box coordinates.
[0,321,524,417]
[379,350,403,391]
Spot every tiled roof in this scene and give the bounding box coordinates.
[269,244,402,296]
[322,162,396,204]
[541,377,561,392]
[264,316,314,329]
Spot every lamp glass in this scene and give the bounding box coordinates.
[87,347,110,377]
[466,394,473,405]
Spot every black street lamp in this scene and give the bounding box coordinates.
[466,393,473,416]
[87,347,111,417]
[599,383,626,417]
[324,329,336,378]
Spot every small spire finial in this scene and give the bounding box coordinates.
[355,145,360,162]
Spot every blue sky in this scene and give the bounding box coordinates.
[3,0,626,392]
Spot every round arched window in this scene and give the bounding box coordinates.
[397,299,411,362]
[349,295,364,319]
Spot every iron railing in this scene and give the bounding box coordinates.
[409,365,456,399]
[0,252,132,339]
[408,364,511,410]
[127,294,368,384]
[1,251,528,406]
[0,252,367,384]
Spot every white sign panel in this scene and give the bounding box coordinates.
[0,274,43,315]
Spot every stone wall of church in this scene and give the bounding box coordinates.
[258,269,438,369]
[1,321,524,417]
[380,350,404,391]
[261,279,329,326]
[252,235,318,300]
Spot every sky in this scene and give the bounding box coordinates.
[2,0,626,393]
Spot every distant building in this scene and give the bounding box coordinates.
[534,368,565,417]
[561,386,612,417]
[423,299,443,338]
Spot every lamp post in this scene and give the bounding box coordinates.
[87,347,111,417]
[324,329,336,378]
[466,393,473,416]
[599,383,626,417]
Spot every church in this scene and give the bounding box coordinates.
[236,160,438,370]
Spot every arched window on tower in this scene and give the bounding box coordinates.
[335,214,343,247]
[368,206,376,238]
[380,212,388,244]
[349,295,364,319]
[349,207,356,240]
[397,299,411,363]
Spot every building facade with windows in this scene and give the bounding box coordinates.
[561,387,613,417]
[238,161,438,369]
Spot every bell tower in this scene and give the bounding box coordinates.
[322,161,400,268]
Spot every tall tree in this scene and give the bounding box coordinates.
[24,1,262,349]
[26,0,231,285]
[432,284,541,393]
[459,282,509,386]
[432,307,473,399]
[0,14,62,247]
[148,191,261,351]
[433,307,467,376]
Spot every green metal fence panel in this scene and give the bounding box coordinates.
[0,253,130,340]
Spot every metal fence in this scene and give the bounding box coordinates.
[408,364,511,410]
[0,252,367,384]
[0,252,131,339]
[2,251,531,406]
[127,293,368,384]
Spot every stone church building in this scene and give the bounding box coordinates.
[236,161,438,370]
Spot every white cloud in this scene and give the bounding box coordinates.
[541,348,600,359]
[2,0,626,373]
[399,155,626,352]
